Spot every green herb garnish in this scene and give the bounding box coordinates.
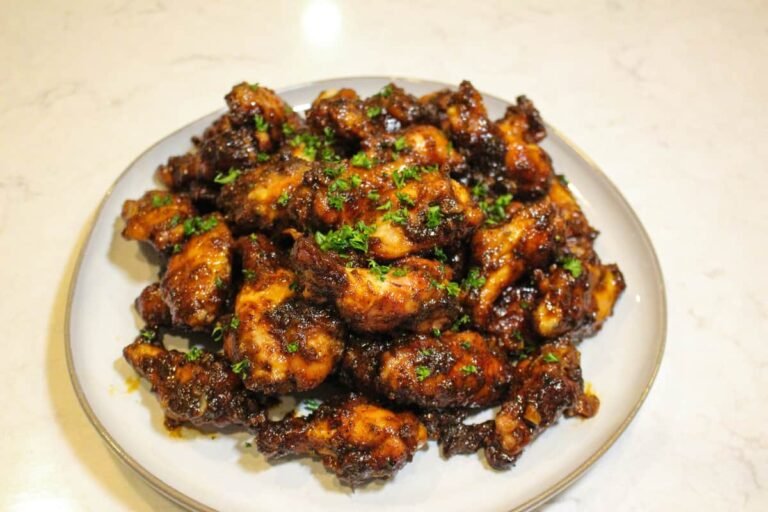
[186,346,203,361]
[415,366,432,382]
[213,168,241,185]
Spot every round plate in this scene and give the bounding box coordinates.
[66,77,666,512]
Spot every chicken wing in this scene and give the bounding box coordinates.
[341,330,510,408]
[484,339,598,469]
[255,393,427,486]
[222,234,345,394]
[121,190,195,253]
[161,213,234,330]
[291,235,459,333]
[123,338,266,429]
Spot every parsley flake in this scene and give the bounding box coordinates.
[462,267,486,290]
[426,205,443,229]
[186,346,203,361]
[366,105,383,118]
[151,194,172,208]
[561,256,583,278]
[415,366,432,382]
[231,359,250,377]
[461,364,479,375]
[543,353,560,363]
[286,342,299,354]
[277,191,290,207]
[350,152,373,169]
[315,222,375,254]
[213,168,241,185]
[254,114,269,133]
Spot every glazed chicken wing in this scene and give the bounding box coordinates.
[255,393,427,486]
[291,235,459,333]
[222,234,345,394]
[341,330,510,408]
[161,213,234,330]
[123,338,266,429]
[468,198,564,326]
[422,81,553,198]
[485,339,599,469]
[121,190,195,253]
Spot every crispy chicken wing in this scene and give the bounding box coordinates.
[292,235,459,333]
[121,190,195,253]
[468,198,564,326]
[123,338,266,429]
[422,81,553,198]
[484,339,598,468]
[255,393,427,486]
[135,282,171,327]
[222,234,345,394]
[341,331,510,408]
[161,213,234,330]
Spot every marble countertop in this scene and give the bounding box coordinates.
[1,0,765,510]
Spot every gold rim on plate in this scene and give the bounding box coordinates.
[65,76,667,512]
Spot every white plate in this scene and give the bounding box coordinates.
[66,77,666,512]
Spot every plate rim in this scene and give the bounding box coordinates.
[64,75,667,512]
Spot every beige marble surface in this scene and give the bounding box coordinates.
[0,0,766,510]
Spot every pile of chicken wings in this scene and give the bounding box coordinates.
[121,80,625,486]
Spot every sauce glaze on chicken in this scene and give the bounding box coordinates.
[120,80,624,487]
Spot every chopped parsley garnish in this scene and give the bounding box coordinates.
[324,126,335,140]
[350,152,373,169]
[257,152,270,163]
[513,331,524,342]
[556,174,569,185]
[391,267,408,277]
[543,353,560,363]
[327,193,345,210]
[396,192,414,207]
[231,359,250,377]
[368,259,392,281]
[254,114,269,133]
[366,105,382,118]
[392,165,422,189]
[461,364,479,375]
[350,175,362,188]
[480,194,513,225]
[242,269,256,281]
[393,136,407,151]
[432,328,442,338]
[431,279,461,297]
[329,178,350,192]
[213,168,241,184]
[451,314,471,331]
[285,342,299,354]
[211,324,224,342]
[462,267,486,290]
[215,276,225,289]
[248,82,260,91]
[229,316,240,330]
[561,256,583,278]
[185,346,203,361]
[277,191,290,206]
[380,84,393,98]
[426,205,443,229]
[172,243,182,254]
[315,222,375,254]
[376,199,392,211]
[324,165,343,178]
[168,214,181,227]
[419,348,436,357]
[282,123,295,136]
[183,216,218,236]
[433,247,447,263]
[151,194,172,208]
[471,182,488,198]
[244,441,253,448]
[139,328,156,341]
[367,190,380,201]
[460,341,472,350]
[415,366,432,382]
[520,300,531,310]
[289,280,301,292]
[383,208,408,225]
[304,399,322,412]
